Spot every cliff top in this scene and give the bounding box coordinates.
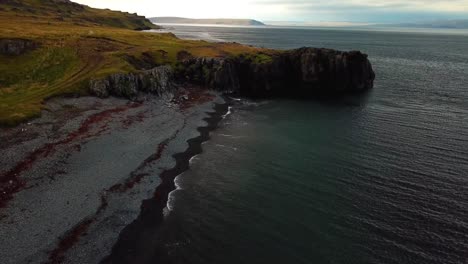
[0,0,273,126]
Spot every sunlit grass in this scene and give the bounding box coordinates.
[0,2,276,126]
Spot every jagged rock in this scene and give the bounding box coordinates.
[0,39,38,56]
[176,57,240,92]
[139,66,175,95]
[88,78,111,98]
[89,66,175,99]
[89,48,375,100]
[177,47,375,97]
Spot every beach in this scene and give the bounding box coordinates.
[0,87,228,264]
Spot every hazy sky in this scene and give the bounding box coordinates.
[73,0,468,23]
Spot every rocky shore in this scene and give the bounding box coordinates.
[1,45,375,263]
[89,47,375,100]
[0,87,225,264]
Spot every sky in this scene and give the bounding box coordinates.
[73,0,468,23]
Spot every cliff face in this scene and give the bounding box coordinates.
[178,48,375,97]
[0,39,38,56]
[89,66,175,99]
[89,48,375,99]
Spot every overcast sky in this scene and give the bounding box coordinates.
[73,0,468,23]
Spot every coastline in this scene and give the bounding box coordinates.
[0,87,228,263]
[102,98,231,264]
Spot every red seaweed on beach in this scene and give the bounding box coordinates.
[48,194,109,264]
[173,86,216,111]
[0,103,142,209]
[47,122,186,261]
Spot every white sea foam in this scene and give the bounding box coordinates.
[165,173,185,215]
[170,30,226,42]
[218,134,245,139]
[189,155,199,164]
[163,207,171,217]
[222,106,233,119]
[199,32,225,42]
[215,144,238,151]
[243,100,271,107]
[174,174,184,190]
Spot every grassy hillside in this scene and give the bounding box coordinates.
[0,0,157,30]
[0,0,273,126]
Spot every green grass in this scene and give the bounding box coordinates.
[234,53,273,64]
[1,0,158,30]
[0,0,277,126]
[0,48,79,87]
[252,53,273,64]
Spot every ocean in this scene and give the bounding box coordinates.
[154,26,468,263]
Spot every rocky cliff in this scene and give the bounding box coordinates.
[89,48,375,99]
[177,48,375,97]
[89,66,175,99]
[0,39,38,56]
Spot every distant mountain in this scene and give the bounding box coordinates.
[393,19,468,29]
[150,17,265,26]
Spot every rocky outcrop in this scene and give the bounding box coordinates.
[176,58,241,92]
[177,47,375,97]
[89,66,175,99]
[0,39,38,56]
[89,48,375,100]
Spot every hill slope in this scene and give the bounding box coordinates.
[0,0,271,126]
[150,17,265,26]
[0,0,157,30]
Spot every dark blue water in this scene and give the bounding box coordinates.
[161,26,468,264]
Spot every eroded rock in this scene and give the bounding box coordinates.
[177,47,375,97]
[0,39,39,56]
[89,48,375,100]
[89,66,175,99]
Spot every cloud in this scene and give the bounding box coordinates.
[251,0,468,22]
[254,0,468,11]
[73,0,468,23]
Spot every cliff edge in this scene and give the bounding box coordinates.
[90,48,375,99]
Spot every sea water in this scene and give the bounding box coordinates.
[156,25,468,264]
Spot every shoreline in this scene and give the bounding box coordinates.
[0,88,227,263]
[102,98,231,263]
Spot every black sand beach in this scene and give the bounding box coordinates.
[0,87,228,264]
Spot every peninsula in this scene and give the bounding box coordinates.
[150,17,266,26]
[0,0,374,126]
[0,0,375,263]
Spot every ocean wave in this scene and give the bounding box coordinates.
[189,155,199,164]
[222,106,233,119]
[173,31,226,42]
[215,144,238,151]
[165,174,185,214]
